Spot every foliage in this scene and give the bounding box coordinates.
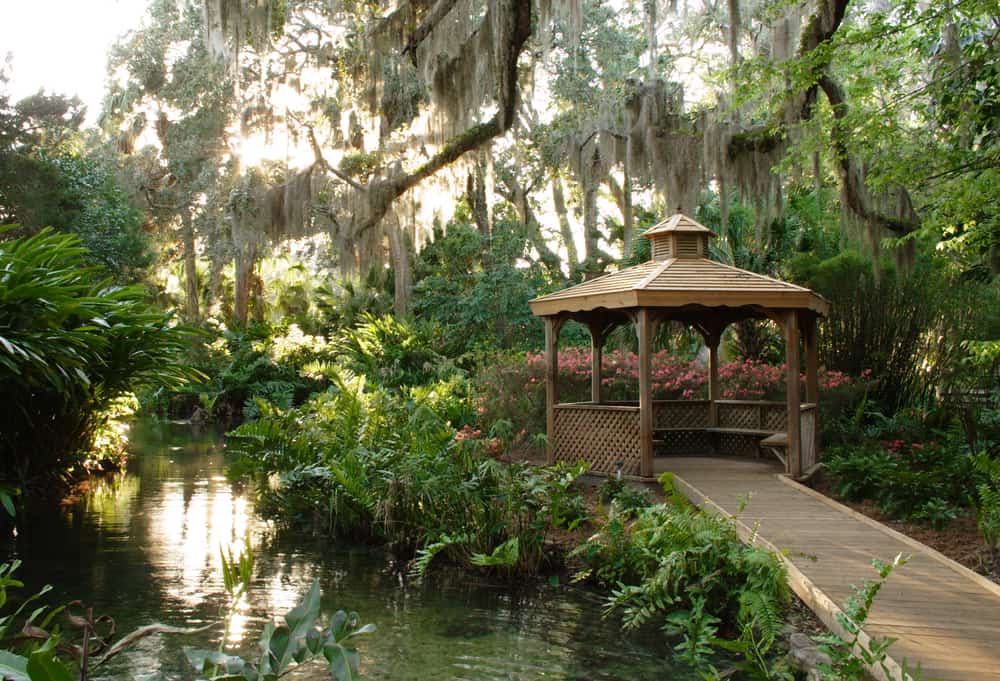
[334,314,456,390]
[411,219,551,356]
[0,78,150,283]
[226,369,588,575]
[787,251,1000,409]
[973,453,1000,554]
[813,554,916,681]
[0,560,209,681]
[597,477,652,516]
[824,425,979,526]
[184,581,374,681]
[0,228,196,489]
[144,321,332,424]
[572,501,789,668]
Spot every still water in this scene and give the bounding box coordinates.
[7,419,694,680]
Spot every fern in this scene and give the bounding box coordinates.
[469,537,520,569]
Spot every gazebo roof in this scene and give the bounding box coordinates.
[529,214,829,317]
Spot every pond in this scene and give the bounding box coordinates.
[5,419,699,680]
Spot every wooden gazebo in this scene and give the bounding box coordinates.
[529,214,830,480]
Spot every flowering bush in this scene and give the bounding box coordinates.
[473,348,866,452]
[518,349,857,402]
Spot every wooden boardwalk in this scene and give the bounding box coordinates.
[654,456,1000,681]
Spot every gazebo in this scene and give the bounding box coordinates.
[529,214,830,480]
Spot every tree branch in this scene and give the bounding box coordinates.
[401,0,461,65]
[818,72,918,234]
[353,0,533,236]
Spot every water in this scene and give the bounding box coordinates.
[6,419,694,680]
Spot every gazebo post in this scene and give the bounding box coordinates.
[588,321,604,404]
[699,324,724,428]
[636,309,654,478]
[544,316,563,465]
[784,311,802,478]
[803,313,819,404]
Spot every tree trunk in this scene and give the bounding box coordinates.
[388,217,412,316]
[503,175,562,273]
[607,172,634,258]
[181,210,200,322]
[551,177,579,274]
[581,163,602,279]
[233,241,257,327]
[727,0,741,125]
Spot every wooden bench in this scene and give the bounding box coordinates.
[759,432,787,467]
[654,426,786,461]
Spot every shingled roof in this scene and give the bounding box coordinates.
[529,214,829,317]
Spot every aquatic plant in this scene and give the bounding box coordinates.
[184,582,374,681]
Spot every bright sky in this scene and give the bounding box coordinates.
[1,0,150,123]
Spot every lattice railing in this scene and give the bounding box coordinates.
[717,401,788,432]
[553,403,642,476]
[653,400,710,429]
[552,400,818,474]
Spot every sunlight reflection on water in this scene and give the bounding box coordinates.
[7,419,696,680]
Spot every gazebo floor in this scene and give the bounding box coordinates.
[655,455,1000,681]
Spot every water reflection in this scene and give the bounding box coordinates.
[4,420,692,680]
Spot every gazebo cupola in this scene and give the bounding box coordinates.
[644,213,715,261]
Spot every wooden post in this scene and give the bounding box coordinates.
[544,316,562,465]
[588,322,604,404]
[802,312,819,472]
[803,313,819,404]
[636,309,654,478]
[707,334,721,427]
[784,311,802,478]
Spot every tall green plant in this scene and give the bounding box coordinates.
[0,227,198,489]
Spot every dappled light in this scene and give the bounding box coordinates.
[1,0,998,679]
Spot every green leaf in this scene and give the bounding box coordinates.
[25,646,73,681]
[182,648,247,675]
[0,650,29,681]
[323,643,360,681]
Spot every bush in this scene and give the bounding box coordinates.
[597,477,652,515]
[573,500,789,668]
[974,454,1000,554]
[0,228,195,490]
[226,369,588,574]
[155,321,335,423]
[825,430,979,525]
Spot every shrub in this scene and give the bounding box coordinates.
[573,501,789,668]
[226,370,588,574]
[157,321,334,423]
[825,430,980,525]
[597,477,652,515]
[973,454,1000,554]
[0,228,196,490]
